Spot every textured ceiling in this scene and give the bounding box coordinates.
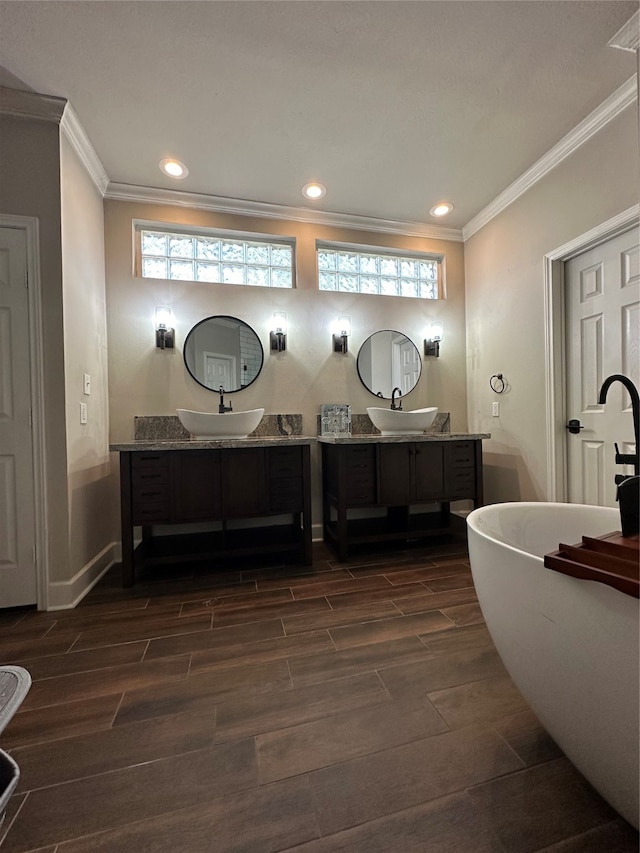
[0,1,637,228]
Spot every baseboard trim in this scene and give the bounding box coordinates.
[46,542,120,610]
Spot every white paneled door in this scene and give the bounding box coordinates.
[565,228,639,507]
[0,226,37,607]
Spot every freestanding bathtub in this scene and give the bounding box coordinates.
[467,502,639,829]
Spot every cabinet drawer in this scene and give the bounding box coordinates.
[449,442,475,468]
[132,501,171,524]
[448,467,476,498]
[132,484,167,503]
[270,477,303,512]
[132,453,170,485]
[269,446,302,478]
[343,446,376,471]
[345,481,376,505]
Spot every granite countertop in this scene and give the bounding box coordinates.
[317,433,490,444]
[110,436,318,451]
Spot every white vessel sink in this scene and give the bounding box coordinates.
[367,406,438,435]
[177,408,264,439]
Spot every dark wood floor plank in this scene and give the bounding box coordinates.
[291,574,395,600]
[279,791,498,853]
[183,586,294,617]
[325,582,425,609]
[21,654,190,710]
[257,696,448,783]
[255,568,353,592]
[0,634,79,665]
[394,586,478,615]
[288,636,434,687]
[282,600,400,635]
[1,694,123,750]
[69,612,213,650]
[491,708,564,767]
[329,609,455,649]
[215,672,389,743]
[307,724,524,836]
[428,674,529,728]
[2,740,258,852]
[144,617,285,660]
[212,595,331,629]
[54,776,319,853]
[424,570,474,591]
[190,630,334,675]
[383,562,472,585]
[468,758,619,852]
[440,601,485,626]
[12,709,217,792]
[15,641,148,681]
[115,659,292,726]
[378,646,508,699]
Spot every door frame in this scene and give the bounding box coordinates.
[0,213,49,609]
[543,203,639,501]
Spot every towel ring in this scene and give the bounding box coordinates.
[490,374,506,394]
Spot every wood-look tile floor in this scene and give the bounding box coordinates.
[0,539,638,852]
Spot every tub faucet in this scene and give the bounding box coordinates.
[391,387,403,410]
[597,374,639,477]
[218,386,233,414]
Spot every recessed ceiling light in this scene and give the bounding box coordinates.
[159,158,189,179]
[429,202,454,217]
[302,182,326,200]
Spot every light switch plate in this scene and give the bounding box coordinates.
[492,401,500,417]
[80,402,88,424]
[83,373,91,395]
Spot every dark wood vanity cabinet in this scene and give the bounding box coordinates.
[119,443,312,586]
[321,439,483,560]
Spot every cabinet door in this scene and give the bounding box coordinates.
[221,448,267,517]
[172,451,222,522]
[378,444,413,504]
[414,443,445,501]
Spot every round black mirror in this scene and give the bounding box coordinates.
[357,330,422,399]
[183,315,264,393]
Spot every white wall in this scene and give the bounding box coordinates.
[104,201,468,523]
[61,134,119,585]
[465,106,639,503]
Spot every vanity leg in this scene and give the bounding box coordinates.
[301,445,313,565]
[119,453,135,587]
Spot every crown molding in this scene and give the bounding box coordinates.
[60,103,110,195]
[608,10,640,52]
[0,85,66,123]
[105,183,464,242]
[463,75,638,240]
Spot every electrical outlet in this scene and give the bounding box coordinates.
[492,401,500,417]
[80,402,88,424]
[83,373,91,395]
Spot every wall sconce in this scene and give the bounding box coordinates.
[424,322,443,357]
[270,312,287,352]
[155,306,175,349]
[333,316,351,354]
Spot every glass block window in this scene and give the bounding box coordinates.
[317,243,441,299]
[138,227,295,288]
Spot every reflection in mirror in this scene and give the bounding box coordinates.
[183,315,264,393]
[357,330,422,399]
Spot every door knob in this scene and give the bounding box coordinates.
[566,419,584,434]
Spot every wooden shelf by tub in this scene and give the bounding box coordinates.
[544,531,639,598]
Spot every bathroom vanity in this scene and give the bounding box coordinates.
[319,434,488,560]
[111,437,314,586]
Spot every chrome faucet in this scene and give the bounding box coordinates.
[391,387,403,410]
[218,386,233,414]
[598,374,639,536]
[598,374,639,476]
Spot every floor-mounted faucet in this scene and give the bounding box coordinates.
[218,386,233,414]
[598,374,639,536]
[598,374,639,476]
[391,387,403,410]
